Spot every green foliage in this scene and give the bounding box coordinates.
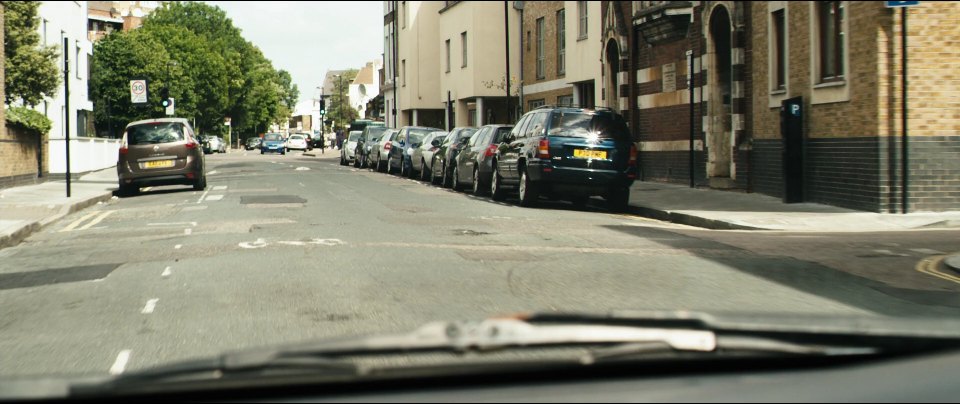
[6,106,53,134]
[4,1,61,107]
[91,1,295,141]
[327,69,360,129]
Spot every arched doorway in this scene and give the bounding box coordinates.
[707,5,733,184]
[604,39,620,109]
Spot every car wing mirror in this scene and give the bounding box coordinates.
[431,139,440,147]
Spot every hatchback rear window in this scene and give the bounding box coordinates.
[264,134,282,141]
[348,133,361,141]
[493,127,513,143]
[126,122,185,145]
[406,128,435,144]
[548,112,630,140]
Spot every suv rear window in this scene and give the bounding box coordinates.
[264,134,282,141]
[406,128,436,144]
[548,112,631,140]
[126,122,185,145]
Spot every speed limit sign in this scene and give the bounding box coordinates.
[130,79,148,104]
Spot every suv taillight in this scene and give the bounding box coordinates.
[484,144,498,158]
[628,144,638,166]
[384,142,392,150]
[538,139,550,159]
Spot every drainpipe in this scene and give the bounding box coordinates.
[901,7,909,214]
[688,49,694,188]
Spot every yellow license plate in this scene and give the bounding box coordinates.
[144,160,175,169]
[573,149,607,159]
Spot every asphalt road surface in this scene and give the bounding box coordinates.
[1,150,959,378]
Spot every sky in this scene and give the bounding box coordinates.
[204,1,384,106]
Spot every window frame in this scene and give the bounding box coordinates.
[557,9,566,76]
[536,17,545,80]
[772,8,786,91]
[461,32,468,68]
[817,1,845,83]
[402,59,406,87]
[577,1,588,40]
[445,39,451,73]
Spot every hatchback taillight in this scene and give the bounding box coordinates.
[538,139,550,159]
[185,142,199,149]
[628,144,638,166]
[385,142,392,150]
[119,147,128,155]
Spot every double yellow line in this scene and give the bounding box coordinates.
[59,210,114,232]
[915,255,960,285]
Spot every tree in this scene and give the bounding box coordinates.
[4,1,60,107]
[327,69,359,130]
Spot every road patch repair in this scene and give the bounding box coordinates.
[240,195,306,208]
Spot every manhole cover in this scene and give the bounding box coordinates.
[240,195,307,205]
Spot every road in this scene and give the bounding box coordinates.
[1,150,959,377]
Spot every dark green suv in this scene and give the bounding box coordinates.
[490,107,637,211]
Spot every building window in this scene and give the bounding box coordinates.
[402,1,407,29]
[526,31,531,51]
[558,95,574,107]
[402,59,406,87]
[461,32,467,68]
[529,99,545,110]
[818,1,845,82]
[75,42,82,79]
[536,17,545,79]
[445,39,451,73]
[557,9,566,75]
[577,1,588,40]
[772,8,786,90]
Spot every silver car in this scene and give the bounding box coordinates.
[412,131,448,182]
[372,129,399,173]
[340,131,363,166]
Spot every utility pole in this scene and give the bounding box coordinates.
[63,37,72,198]
[504,1,512,124]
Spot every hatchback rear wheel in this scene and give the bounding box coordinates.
[491,165,506,201]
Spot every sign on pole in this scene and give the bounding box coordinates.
[130,79,148,104]
[165,98,175,116]
[885,1,919,7]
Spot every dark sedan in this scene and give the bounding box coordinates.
[451,124,513,194]
[354,126,389,169]
[430,126,478,187]
[385,126,442,177]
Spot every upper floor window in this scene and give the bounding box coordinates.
[772,8,786,90]
[818,1,845,82]
[577,1,588,39]
[461,32,468,68]
[557,9,566,75]
[536,18,545,79]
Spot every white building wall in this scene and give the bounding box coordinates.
[38,1,116,174]
[563,0,602,103]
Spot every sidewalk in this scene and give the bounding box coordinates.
[626,181,960,232]
[0,168,118,249]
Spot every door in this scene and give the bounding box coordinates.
[461,127,488,182]
[707,5,734,186]
[501,114,533,181]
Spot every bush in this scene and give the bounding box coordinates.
[6,106,52,134]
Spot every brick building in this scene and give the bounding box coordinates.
[617,1,958,212]
[522,1,602,112]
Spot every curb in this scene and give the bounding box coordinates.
[0,190,115,250]
[945,255,960,276]
[626,204,768,231]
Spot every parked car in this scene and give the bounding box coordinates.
[285,134,310,152]
[354,126,389,168]
[372,129,400,172]
[385,126,443,177]
[203,135,225,154]
[430,127,478,187]
[340,131,363,166]
[451,124,513,194]
[310,132,326,149]
[245,137,262,150]
[260,133,286,155]
[491,106,637,210]
[412,131,448,181]
[117,118,206,195]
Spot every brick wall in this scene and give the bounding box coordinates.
[523,1,566,85]
[0,125,48,189]
[522,87,573,110]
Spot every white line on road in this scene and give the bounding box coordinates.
[109,350,131,375]
[197,186,212,204]
[162,267,172,277]
[204,194,224,201]
[911,248,945,255]
[174,244,182,250]
[184,228,192,235]
[78,211,114,230]
[148,222,197,227]
[299,182,305,187]
[207,170,219,175]
[60,212,98,232]
[213,185,228,191]
[141,299,159,314]
[295,167,310,171]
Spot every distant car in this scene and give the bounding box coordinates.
[492,106,637,210]
[354,126,388,169]
[286,134,309,152]
[245,137,262,150]
[385,126,442,176]
[412,131,447,181]
[430,127,478,187]
[203,136,225,154]
[260,133,286,155]
[452,124,513,194]
[373,129,400,173]
[340,131,363,166]
[117,117,206,196]
[310,132,326,149]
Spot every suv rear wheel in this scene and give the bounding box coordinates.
[518,168,540,207]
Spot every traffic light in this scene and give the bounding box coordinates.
[160,88,170,108]
[319,98,325,115]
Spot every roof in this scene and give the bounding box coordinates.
[321,70,350,96]
[352,64,375,85]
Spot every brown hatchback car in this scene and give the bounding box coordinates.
[117,118,207,195]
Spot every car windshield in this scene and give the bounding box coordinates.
[125,122,185,145]
[7,1,960,400]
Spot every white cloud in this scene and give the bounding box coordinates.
[202,1,383,104]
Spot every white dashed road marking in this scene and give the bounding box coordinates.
[109,350,131,375]
[184,228,192,235]
[60,212,98,232]
[197,186,212,204]
[207,170,219,175]
[162,267,172,277]
[213,185,228,191]
[296,167,310,171]
[148,222,197,227]
[78,211,114,231]
[141,299,159,314]
[205,195,224,201]
[911,248,945,255]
